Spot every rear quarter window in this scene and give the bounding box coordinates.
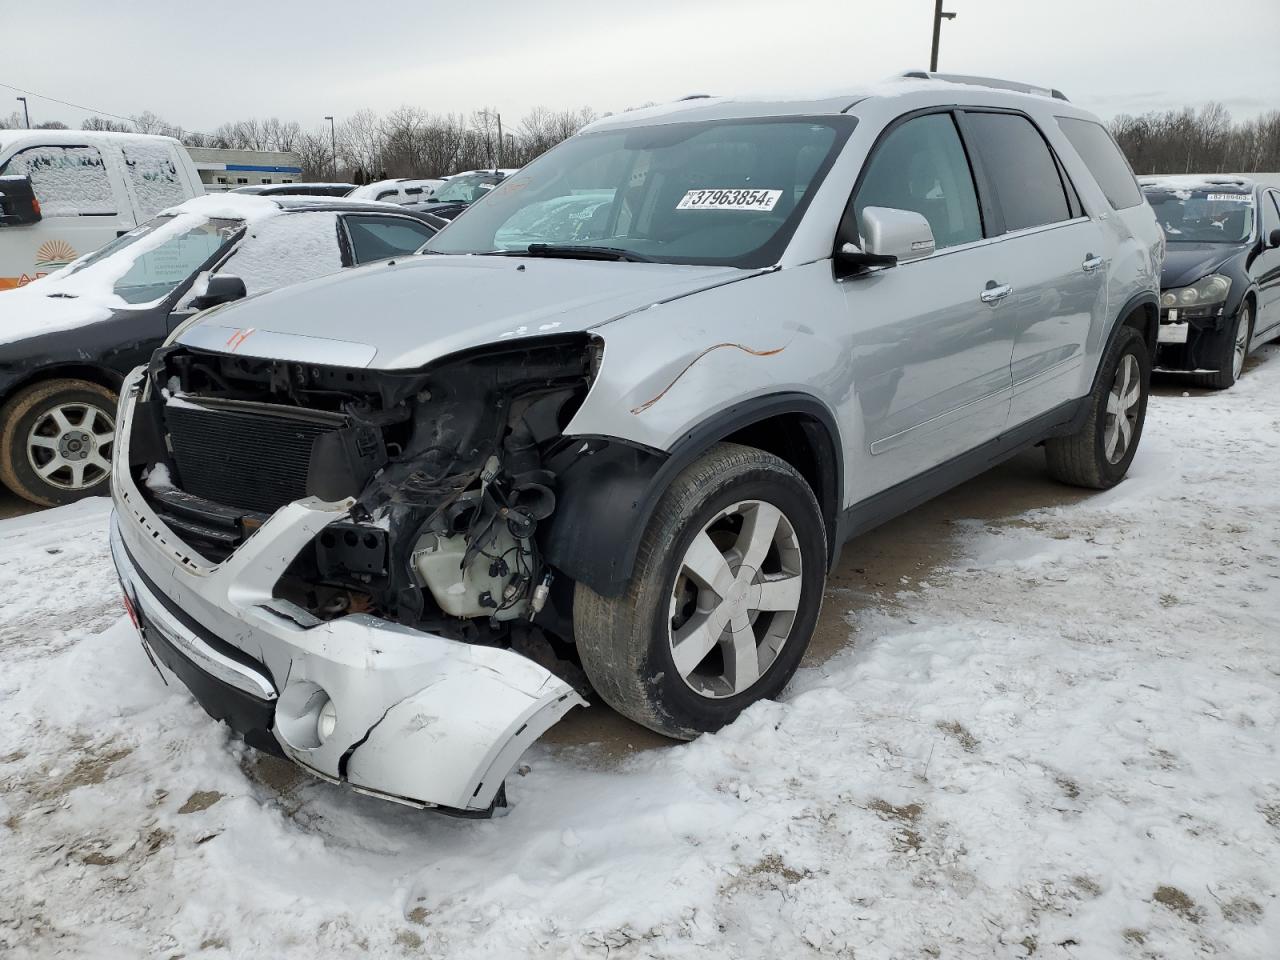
[1056,117,1143,210]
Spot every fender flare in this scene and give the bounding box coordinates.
[1086,289,1158,397]
[541,392,843,599]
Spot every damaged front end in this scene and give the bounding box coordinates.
[110,334,605,814]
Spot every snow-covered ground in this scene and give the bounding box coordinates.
[2,347,1279,959]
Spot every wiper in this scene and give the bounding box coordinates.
[519,243,654,263]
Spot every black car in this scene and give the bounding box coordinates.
[405,170,511,220]
[0,196,443,506]
[1141,176,1280,388]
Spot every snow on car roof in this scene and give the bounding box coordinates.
[585,74,1075,133]
[1139,174,1255,192]
[0,128,184,149]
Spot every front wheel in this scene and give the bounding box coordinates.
[574,443,827,739]
[1193,302,1252,390]
[1044,325,1150,490]
[0,379,117,507]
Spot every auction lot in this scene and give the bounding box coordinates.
[0,349,1276,959]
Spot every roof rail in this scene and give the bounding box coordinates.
[900,70,1069,102]
[678,94,714,101]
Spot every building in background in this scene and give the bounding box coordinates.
[187,147,302,193]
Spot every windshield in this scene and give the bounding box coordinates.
[63,215,240,304]
[427,117,851,267]
[429,173,500,204]
[1142,186,1256,243]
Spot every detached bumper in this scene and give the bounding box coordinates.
[110,373,584,813]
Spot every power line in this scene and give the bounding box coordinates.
[0,79,137,126]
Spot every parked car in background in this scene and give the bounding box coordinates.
[230,183,356,197]
[408,169,514,219]
[347,178,445,204]
[110,73,1161,816]
[1140,175,1280,388]
[0,195,442,506]
[0,130,203,292]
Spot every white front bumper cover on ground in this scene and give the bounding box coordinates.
[109,370,585,814]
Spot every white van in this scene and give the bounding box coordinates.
[0,130,203,291]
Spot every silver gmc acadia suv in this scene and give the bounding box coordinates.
[110,73,1163,814]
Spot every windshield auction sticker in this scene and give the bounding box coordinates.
[1206,193,1251,202]
[677,188,782,211]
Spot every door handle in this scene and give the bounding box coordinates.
[980,282,1012,304]
[1082,254,1104,272]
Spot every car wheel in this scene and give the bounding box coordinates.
[574,442,827,739]
[1044,325,1149,490]
[0,379,117,507]
[1193,302,1252,390]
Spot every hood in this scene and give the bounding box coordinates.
[175,254,750,370]
[0,284,118,347]
[1160,241,1245,289]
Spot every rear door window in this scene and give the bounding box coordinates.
[965,112,1072,232]
[1056,117,1142,210]
[853,112,983,250]
[219,211,343,295]
[122,142,190,219]
[344,215,438,263]
[0,144,115,216]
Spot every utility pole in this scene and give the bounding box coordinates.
[324,115,336,180]
[496,112,503,171]
[930,0,957,72]
[16,96,30,129]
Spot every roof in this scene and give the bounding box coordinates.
[1138,174,1256,192]
[157,194,444,223]
[0,128,182,149]
[583,73,1081,133]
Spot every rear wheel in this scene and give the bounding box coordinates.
[1193,302,1252,390]
[1045,325,1149,490]
[0,379,117,507]
[574,443,827,739]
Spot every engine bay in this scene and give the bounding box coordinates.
[129,337,601,659]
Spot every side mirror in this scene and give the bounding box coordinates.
[1269,228,1280,249]
[189,274,246,311]
[0,175,42,227]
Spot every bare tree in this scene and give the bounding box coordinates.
[1111,103,1280,174]
[82,116,132,133]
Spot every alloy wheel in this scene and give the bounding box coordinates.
[26,402,115,491]
[1232,308,1251,381]
[1104,353,1141,465]
[668,499,803,699]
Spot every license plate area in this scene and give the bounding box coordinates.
[1159,321,1189,344]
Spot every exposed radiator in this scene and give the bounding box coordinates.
[163,400,343,514]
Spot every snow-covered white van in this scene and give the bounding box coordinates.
[0,131,203,291]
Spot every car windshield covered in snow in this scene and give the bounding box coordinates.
[427,117,851,267]
[1142,184,1256,244]
[62,215,240,304]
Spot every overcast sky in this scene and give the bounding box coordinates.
[4,0,1278,135]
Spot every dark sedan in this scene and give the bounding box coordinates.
[1141,176,1280,388]
[0,195,443,506]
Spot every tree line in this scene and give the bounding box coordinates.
[1,105,601,183]
[1108,103,1280,175]
[5,100,1280,181]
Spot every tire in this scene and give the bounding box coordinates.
[574,443,828,739]
[0,379,117,507]
[1044,325,1149,490]
[1192,302,1252,390]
